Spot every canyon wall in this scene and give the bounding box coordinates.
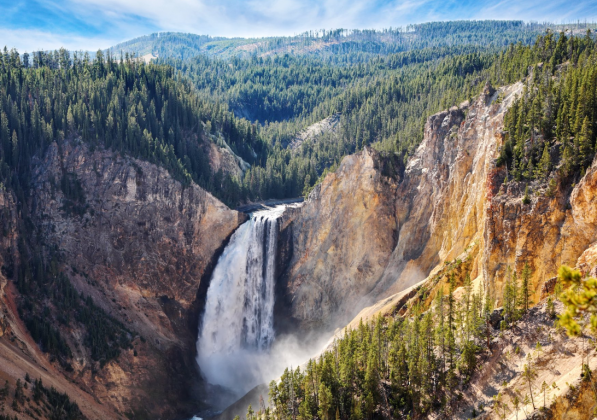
[278,80,597,332]
[0,139,245,419]
[276,147,402,329]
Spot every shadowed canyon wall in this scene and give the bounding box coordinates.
[0,139,246,419]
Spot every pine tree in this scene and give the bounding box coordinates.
[522,358,537,410]
[11,131,18,167]
[483,287,494,349]
[0,380,8,400]
[447,279,456,370]
[522,185,531,205]
[511,270,519,319]
[33,378,42,402]
[434,289,446,390]
[318,383,332,420]
[578,116,594,166]
[503,267,512,324]
[536,142,551,179]
[445,278,458,399]
[540,381,550,408]
[513,395,520,420]
[14,379,23,404]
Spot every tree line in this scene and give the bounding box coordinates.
[496,31,597,186]
[0,46,266,207]
[117,21,562,63]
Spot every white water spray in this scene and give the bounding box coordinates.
[197,206,285,396]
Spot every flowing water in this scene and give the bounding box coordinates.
[196,205,286,397]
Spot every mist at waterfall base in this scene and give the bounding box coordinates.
[197,205,327,401]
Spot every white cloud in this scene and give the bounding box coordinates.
[3,0,597,52]
[59,0,435,38]
[472,0,597,23]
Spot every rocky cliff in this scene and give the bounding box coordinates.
[276,146,402,330]
[485,142,597,302]
[277,79,597,333]
[272,80,597,419]
[0,139,245,419]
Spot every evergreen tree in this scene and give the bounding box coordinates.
[578,116,594,166]
[536,142,551,179]
[522,357,537,410]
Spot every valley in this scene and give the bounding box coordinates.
[0,16,596,420]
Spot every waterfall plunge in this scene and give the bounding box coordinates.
[197,206,285,396]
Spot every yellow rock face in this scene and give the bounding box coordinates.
[281,80,597,330]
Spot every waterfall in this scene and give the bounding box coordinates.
[196,205,285,396]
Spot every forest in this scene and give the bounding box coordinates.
[160,27,597,203]
[113,21,552,62]
[2,24,596,210]
[251,260,597,420]
[244,261,547,420]
[497,31,597,186]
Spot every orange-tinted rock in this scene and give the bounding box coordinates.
[279,80,597,331]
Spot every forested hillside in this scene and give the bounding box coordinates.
[4,23,597,206]
[185,49,494,200]
[0,25,511,207]
[112,21,554,62]
[0,48,268,206]
[162,29,596,203]
[263,262,519,420]
[258,259,590,420]
[497,31,597,186]
[0,48,265,375]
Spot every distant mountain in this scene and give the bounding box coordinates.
[108,21,564,61]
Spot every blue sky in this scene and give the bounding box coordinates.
[1,0,597,52]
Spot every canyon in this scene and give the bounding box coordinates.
[1,78,597,420]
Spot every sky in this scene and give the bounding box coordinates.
[1,0,597,52]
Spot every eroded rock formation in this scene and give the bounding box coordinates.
[278,80,597,333]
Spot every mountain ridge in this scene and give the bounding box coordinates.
[107,21,573,61]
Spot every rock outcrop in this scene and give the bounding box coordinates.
[277,82,522,330]
[206,135,250,177]
[287,113,341,151]
[278,79,597,333]
[455,301,595,420]
[277,146,402,329]
[484,107,597,304]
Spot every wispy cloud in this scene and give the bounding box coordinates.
[1,0,596,51]
[472,0,597,22]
